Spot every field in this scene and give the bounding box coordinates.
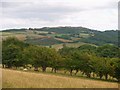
[2,32,27,41]
[0,68,1,89]
[2,69,119,88]
[52,42,96,50]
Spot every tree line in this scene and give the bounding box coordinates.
[2,37,120,82]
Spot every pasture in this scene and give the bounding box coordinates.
[2,69,119,88]
[52,42,96,50]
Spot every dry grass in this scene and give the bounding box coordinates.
[2,69,119,88]
[2,32,27,41]
[14,34,27,41]
[0,68,2,89]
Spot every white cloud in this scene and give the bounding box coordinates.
[0,0,119,31]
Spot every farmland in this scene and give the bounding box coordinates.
[1,27,118,47]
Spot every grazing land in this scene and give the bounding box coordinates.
[1,27,118,46]
[2,69,119,88]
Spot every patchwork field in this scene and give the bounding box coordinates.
[2,69,119,88]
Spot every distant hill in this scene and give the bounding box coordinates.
[2,28,27,32]
[34,26,99,34]
[80,30,118,46]
[2,26,97,34]
[2,27,118,46]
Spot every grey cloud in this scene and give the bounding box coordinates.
[2,1,86,22]
[0,0,118,30]
[1,2,31,8]
[2,1,86,12]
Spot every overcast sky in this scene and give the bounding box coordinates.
[0,0,119,31]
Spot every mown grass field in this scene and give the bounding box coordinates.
[2,69,119,88]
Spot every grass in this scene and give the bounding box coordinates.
[55,38,73,43]
[52,42,93,50]
[2,68,119,88]
[2,32,27,41]
[0,68,1,89]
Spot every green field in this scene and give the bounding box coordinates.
[52,42,96,50]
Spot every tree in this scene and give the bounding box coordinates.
[3,37,29,49]
[2,44,22,68]
[78,44,97,54]
[59,46,92,76]
[97,44,119,58]
[90,56,115,80]
[64,56,76,76]
[2,37,29,68]
[49,50,63,73]
[114,58,120,82]
[77,53,93,78]
[23,45,61,72]
[23,45,42,71]
[59,46,76,56]
[59,47,77,75]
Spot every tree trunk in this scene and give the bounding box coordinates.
[42,66,46,72]
[99,72,103,79]
[7,65,12,68]
[2,64,5,68]
[105,74,108,80]
[70,69,73,76]
[54,68,57,73]
[86,72,91,78]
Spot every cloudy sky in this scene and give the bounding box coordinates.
[0,0,119,31]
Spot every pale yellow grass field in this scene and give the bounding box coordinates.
[2,69,119,88]
[0,68,2,89]
[14,34,26,41]
[2,33,27,41]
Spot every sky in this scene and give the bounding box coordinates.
[0,0,119,31]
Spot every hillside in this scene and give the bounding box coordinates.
[2,69,118,88]
[2,27,118,47]
[34,26,98,34]
[80,30,118,46]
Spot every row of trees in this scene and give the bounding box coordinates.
[2,37,120,82]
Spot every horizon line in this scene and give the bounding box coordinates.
[0,26,118,31]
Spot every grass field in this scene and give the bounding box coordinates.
[52,42,96,50]
[0,68,2,89]
[2,69,119,88]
